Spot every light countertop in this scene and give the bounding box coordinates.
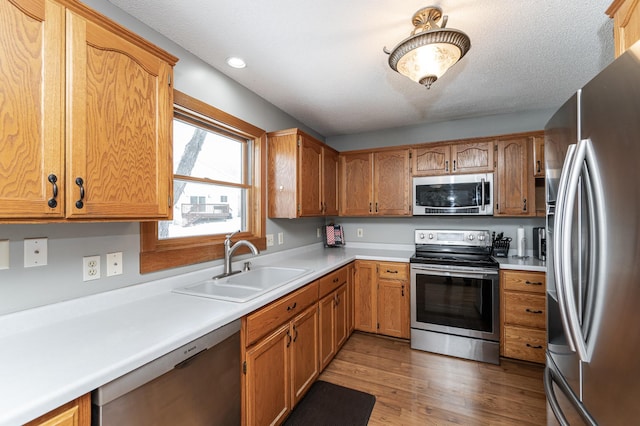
[0,242,545,425]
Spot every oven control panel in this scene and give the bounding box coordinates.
[414,229,491,247]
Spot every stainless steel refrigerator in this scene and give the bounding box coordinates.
[544,41,640,424]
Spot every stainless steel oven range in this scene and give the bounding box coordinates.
[410,229,500,364]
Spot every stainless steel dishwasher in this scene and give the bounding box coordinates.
[92,320,240,426]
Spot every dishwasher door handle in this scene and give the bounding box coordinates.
[174,347,209,369]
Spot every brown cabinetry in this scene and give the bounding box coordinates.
[25,393,90,426]
[354,260,410,338]
[339,148,411,216]
[500,270,547,364]
[242,282,319,425]
[607,0,640,58]
[495,137,535,216]
[268,129,338,218]
[412,141,494,176]
[0,0,176,222]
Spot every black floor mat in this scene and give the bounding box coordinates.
[283,380,376,426]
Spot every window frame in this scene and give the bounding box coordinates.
[140,90,266,273]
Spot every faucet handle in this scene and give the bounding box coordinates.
[225,230,241,240]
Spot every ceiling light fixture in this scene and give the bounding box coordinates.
[385,6,471,89]
[226,56,246,69]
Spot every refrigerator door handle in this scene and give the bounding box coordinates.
[544,353,597,426]
[554,144,578,353]
[559,139,590,361]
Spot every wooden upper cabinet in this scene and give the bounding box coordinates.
[412,141,494,176]
[607,0,640,58]
[0,0,177,222]
[65,10,174,219]
[268,128,337,218]
[495,137,534,216]
[339,151,373,216]
[0,0,65,219]
[532,136,545,178]
[339,148,411,216]
[374,149,411,215]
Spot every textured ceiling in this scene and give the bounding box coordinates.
[108,1,614,137]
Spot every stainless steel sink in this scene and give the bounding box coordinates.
[174,266,312,302]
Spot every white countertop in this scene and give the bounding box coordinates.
[0,242,545,425]
[494,253,547,272]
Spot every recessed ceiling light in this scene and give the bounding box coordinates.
[226,57,246,69]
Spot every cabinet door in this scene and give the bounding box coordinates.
[66,11,172,219]
[334,283,349,348]
[0,0,65,219]
[608,0,640,57]
[451,141,494,174]
[532,136,545,178]
[412,145,451,176]
[25,394,91,426]
[323,147,339,216]
[495,138,532,216]
[354,261,377,332]
[291,305,319,406]
[377,279,407,338]
[298,136,323,216]
[374,149,411,216]
[244,324,291,426]
[339,152,373,215]
[318,292,335,370]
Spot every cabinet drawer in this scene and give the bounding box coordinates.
[502,270,546,293]
[245,281,318,346]
[504,292,546,329]
[378,262,408,280]
[503,325,546,363]
[319,267,348,298]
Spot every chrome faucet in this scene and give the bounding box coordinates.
[218,230,259,278]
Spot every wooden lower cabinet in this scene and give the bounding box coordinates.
[500,269,547,363]
[319,283,348,370]
[243,304,319,426]
[354,260,410,339]
[25,394,90,426]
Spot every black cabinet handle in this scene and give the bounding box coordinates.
[453,160,457,171]
[536,160,541,174]
[47,174,58,208]
[526,343,543,349]
[293,325,298,343]
[445,160,449,172]
[525,281,543,286]
[386,270,398,274]
[523,198,527,212]
[286,302,297,311]
[75,177,85,209]
[525,308,543,314]
[401,285,405,297]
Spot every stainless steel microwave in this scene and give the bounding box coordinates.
[412,173,494,215]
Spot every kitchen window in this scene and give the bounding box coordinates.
[140,91,266,273]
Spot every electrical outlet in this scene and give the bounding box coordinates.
[357,228,364,238]
[24,238,47,267]
[83,255,100,281]
[266,234,274,247]
[278,232,284,245]
[0,240,9,270]
[106,252,123,277]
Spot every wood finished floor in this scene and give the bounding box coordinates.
[319,332,547,425]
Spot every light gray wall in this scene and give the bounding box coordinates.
[327,108,554,152]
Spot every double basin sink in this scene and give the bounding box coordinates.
[174,266,312,302]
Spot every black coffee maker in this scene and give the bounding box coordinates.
[532,227,546,261]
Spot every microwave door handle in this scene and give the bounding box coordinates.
[554,144,578,353]
[560,140,590,362]
[480,178,486,211]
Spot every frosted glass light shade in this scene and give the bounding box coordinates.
[396,43,462,86]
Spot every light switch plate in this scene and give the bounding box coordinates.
[0,240,9,270]
[24,238,47,268]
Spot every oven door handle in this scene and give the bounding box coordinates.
[411,266,497,279]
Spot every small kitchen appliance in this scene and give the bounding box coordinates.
[412,173,493,216]
[532,227,546,261]
[410,229,500,364]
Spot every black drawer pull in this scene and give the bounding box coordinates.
[286,302,297,311]
[333,277,339,283]
[75,177,85,209]
[386,270,398,274]
[525,308,543,314]
[525,281,543,286]
[47,174,58,208]
[526,343,543,349]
